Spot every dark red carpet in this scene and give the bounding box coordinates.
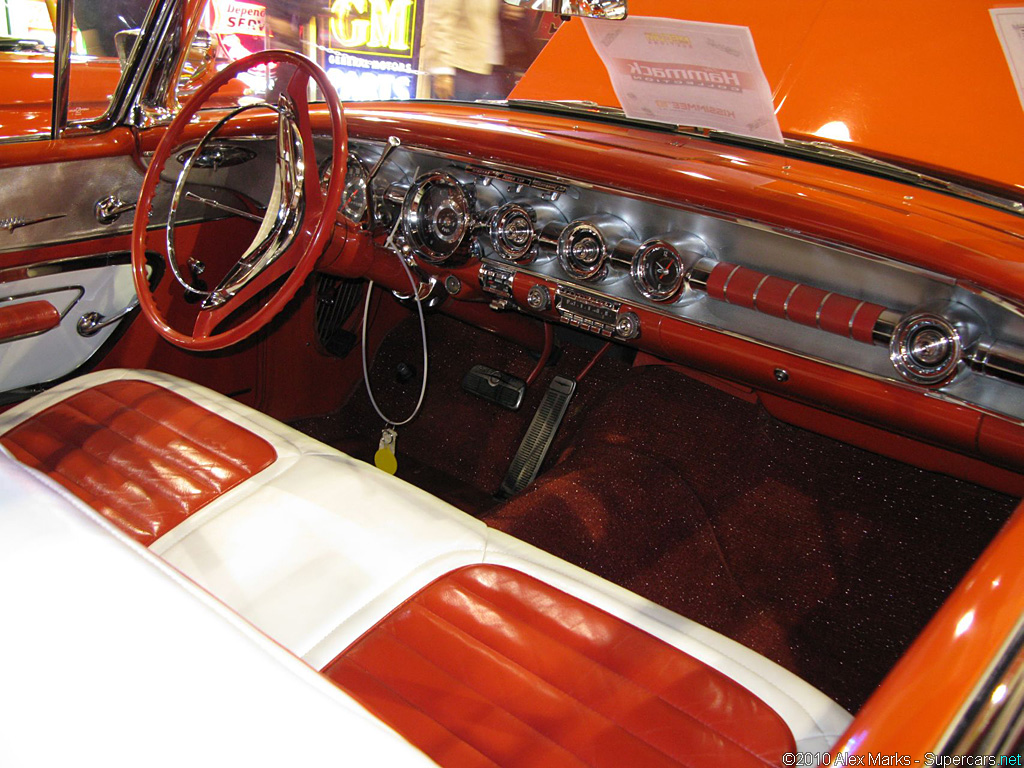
[293,313,1018,713]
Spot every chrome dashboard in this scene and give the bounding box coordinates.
[341,137,1024,426]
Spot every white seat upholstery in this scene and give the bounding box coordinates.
[0,369,853,755]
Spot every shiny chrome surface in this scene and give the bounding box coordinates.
[166,100,304,307]
[490,202,539,262]
[49,0,73,140]
[94,195,137,226]
[0,214,66,233]
[630,240,686,302]
[890,313,963,386]
[370,139,1024,421]
[340,154,370,223]
[503,0,627,20]
[175,143,258,170]
[402,172,476,264]
[202,99,306,310]
[76,298,140,337]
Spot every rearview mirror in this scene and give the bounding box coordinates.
[502,0,627,20]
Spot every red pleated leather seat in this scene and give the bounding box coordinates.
[0,379,276,545]
[323,564,797,768]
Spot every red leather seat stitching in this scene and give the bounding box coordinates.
[15,412,202,512]
[346,631,591,766]
[404,600,703,768]
[59,398,231,498]
[325,565,797,768]
[328,659,502,768]
[0,380,277,545]
[455,570,792,762]
[87,386,259,479]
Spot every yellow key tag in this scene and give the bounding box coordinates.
[374,428,398,475]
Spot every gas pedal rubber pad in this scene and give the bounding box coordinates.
[498,375,576,498]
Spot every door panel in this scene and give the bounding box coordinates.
[0,259,135,392]
[0,130,265,400]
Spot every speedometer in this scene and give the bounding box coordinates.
[319,154,371,222]
[341,155,370,222]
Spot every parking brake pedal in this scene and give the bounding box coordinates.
[498,376,576,498]
[462,365,526,411]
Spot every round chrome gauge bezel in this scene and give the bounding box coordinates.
[490,202,538,262]
[402,171,475,264]
[631,239,686,302]
[890,313,963,386]
[558,220,608,280]
[341,154,370,222]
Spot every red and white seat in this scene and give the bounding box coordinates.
[0,369,852,766]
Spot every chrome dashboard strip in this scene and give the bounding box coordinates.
[371,139,981,300]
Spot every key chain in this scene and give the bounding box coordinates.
[374,426,399,475]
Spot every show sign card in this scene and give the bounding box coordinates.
[583,16,783,143]
[991,7,1024,113]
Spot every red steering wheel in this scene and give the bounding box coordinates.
[131,50,347,351]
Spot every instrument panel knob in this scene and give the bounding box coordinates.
[615,311,641,340]
[526,284,551,311]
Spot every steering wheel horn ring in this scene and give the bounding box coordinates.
[131,49,347,351]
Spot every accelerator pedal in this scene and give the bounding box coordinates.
[498,375,576,498]
[462,365,527,411]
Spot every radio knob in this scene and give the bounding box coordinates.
[526,285,550,311]
[615,311,641,340]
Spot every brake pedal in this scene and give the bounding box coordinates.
[462,365,526,411]
[498,375,576,498]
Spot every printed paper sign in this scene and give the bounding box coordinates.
[211,0,266,37]
[583,16,783,143]
[991,7,1024,112]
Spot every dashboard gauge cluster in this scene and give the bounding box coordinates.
[340,155,370,221]
[555,215,636,280]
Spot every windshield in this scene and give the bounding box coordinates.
[194,0,559,103]
[180,0,1024,203]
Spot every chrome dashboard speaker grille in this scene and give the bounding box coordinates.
[401,171,475,264]
[315,275,365,357]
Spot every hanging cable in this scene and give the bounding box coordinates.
[360,218,429,427]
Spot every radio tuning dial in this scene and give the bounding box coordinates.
[615,311,641,340]
[527,285,550,311]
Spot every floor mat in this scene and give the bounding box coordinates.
[294,314,1019,713]
[486,363,1018,712]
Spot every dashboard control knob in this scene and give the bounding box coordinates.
[444,275,462,296]
[615,311,641,340]
[526,285,550,311]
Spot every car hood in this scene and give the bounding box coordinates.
[513,0,1024,200]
